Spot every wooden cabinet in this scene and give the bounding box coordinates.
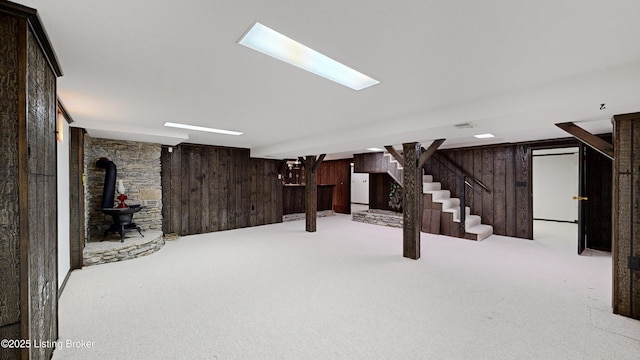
[0,3,62,359]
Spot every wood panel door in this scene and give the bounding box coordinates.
[578,144,613,253]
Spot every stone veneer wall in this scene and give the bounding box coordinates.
[352,209,403,228]
[85,136,162,241]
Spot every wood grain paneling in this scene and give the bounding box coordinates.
[25,27,58,360]
[369,173,394,211]
[0,13,21,346]
[161,144,283,236]
[0,5,62,359]
[424,144,533,239]
[584,142,613,251]
[69,128,85,270]
[612,112,640,320]
[403,142,421,260]
[317,159,352,214]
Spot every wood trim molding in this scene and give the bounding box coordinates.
[57,98,73,124]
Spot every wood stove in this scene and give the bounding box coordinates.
[101,206,144,242]
[96,157,145,242]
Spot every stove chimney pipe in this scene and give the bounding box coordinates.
[96,157,117,209]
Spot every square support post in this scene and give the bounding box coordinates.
[305,155,318,232]
[403,142,422,259]
[612,112,640,320]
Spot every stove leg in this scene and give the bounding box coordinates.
[120,225,125,242]
[136,226,144,237]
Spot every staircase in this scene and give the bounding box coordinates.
[354,151,494,241]
[422,175,493,241]
[382,152,403,185]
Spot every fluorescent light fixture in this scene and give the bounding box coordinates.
[367,147,384,151]
[164,122,243,136]
[238,22,379,91]
[473,133,495,139]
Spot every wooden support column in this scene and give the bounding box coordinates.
[612,112,640,320]
[402,142,422,259]
[305,155,318,232]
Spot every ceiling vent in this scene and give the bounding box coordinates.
[454,122,476,129]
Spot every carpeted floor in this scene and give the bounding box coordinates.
[53,216,640,359]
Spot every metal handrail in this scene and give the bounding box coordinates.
[430,154,481,193]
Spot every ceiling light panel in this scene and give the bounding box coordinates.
[164,122,243,136]
[238,22,379,91]
[473,133,495,139]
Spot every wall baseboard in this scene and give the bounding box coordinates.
[58,270,72,299]
[533,218,578,224]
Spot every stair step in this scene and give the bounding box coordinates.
[433,197,459,210]
[444,206,471,220]
[451,214,481,228]
[423,174,433,183]
[465,224,493,241]
[423,182,441,191]
[425,189,450,200]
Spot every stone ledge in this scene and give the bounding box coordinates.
[352,209,403,228]
[83,230,164,266]
[283,210,336,222]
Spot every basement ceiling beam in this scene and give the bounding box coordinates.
[555,122,614,160]
[418,138,446,168]
[384,145,404,167]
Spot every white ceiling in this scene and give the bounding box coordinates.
[17,0,640,159]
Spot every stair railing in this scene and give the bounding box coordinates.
[459,175,466,233]
[430,154,482,193]
[435,152,490,193]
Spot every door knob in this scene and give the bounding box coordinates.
[573,196,588,201]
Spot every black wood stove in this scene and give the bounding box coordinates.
[101,206,144,242]
[96,157,145,242]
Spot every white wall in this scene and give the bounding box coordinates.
[532,148,579,222]
[351,165,369,204]
[57,120,71,288]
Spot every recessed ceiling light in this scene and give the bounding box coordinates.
[238,22,379,91]
[473,133,495,139]
[367,147,384,151]
[164,122,243,136]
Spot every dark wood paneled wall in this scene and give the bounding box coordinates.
[584,143,613,251]
[369,173,394,211]
[283,185,334,215]
[25,28,58,360]
[0,14,22,360]
[353,152,403,187]
[69,128,85,270]
[0,5,62,359]
[317,159,352,213]
[424,145,533,239]
[161,144,283,236]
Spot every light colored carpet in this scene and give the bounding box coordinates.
[53,217,640,360]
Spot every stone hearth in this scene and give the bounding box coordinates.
[83,230,165,266]
[283,210,336,222]
[352,209,403,228]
